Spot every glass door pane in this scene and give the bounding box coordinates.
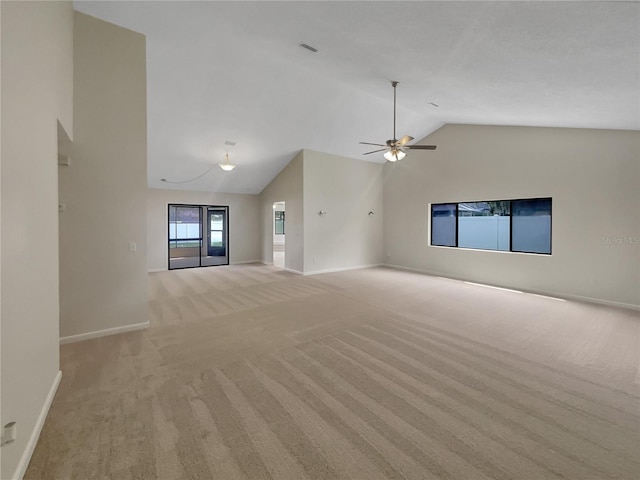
[202,206,228,266]
[168,205,202,269]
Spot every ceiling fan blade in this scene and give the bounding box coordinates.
[396,135,414,146]
[359,142,386,147]
[406,145,437,150]
[362,148,388,155]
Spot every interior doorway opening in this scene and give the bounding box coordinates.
[168,204,229,270]
[273,201,285,269]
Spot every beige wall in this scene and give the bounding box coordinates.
[383,124,640,309]
[59,12,148,338]
[258,150,384,274]
[1,2,74,478]
[259,153,304,272]
[303,150,384,274]
[147,188,261,270]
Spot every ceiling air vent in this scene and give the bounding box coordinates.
[299,43,318,53]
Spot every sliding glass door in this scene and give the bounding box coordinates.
[168,204,229,270]
[168,205,202,269]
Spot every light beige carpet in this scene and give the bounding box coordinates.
[26,264,639,479]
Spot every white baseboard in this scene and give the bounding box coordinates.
[60,321,150,345]
[283,267,303,275]
[304,263,383,276]
[259,261,303,275]
[384,263,640,311]
[12,370,62,480]
[147,267,166,273]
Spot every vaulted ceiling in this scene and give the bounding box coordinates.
[74,1,639,194]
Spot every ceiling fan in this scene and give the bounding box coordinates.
[360,81,436,162]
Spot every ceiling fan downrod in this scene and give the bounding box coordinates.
[391,81,398,144]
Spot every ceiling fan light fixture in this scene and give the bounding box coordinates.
[218,152,236,171]
[384,150,406,162]
[360,81,437,161]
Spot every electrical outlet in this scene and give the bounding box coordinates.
[129,242,137,252]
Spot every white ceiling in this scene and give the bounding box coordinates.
[74,1,640,194]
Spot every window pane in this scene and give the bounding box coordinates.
[458,201,510,251]
[512,198,552,254]
[431,204,457,246]
[169,240,200,248]
[210,214,223,231]
[169,207,201,240]
[210,231,223,247]
[176,207,200,223]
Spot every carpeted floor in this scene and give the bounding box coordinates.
[26,264,639,479]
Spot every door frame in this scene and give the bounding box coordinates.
[167,203,230,270]
[206,207,227,258]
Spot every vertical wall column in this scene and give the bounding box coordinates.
[59,12,148,340]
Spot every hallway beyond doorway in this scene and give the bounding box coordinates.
[273,201,285,269]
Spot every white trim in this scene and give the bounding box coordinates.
[12,371,62,480]
[230,259,262,265]
[283,267,303,275]
[60,321,149,345]
[147,267,166,273]
[304,263,383,276]
[259,261,302,275]
[384,263,640,311]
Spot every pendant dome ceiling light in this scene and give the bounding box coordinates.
[219,152,236,171]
